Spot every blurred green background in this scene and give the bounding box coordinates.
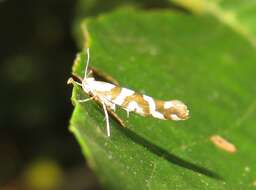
[0,0,100,189]
[1,0,256,189]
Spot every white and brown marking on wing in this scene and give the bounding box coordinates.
[95,85,189,120]
[69,48,190,137]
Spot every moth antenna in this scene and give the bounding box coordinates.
[84,48,90,78]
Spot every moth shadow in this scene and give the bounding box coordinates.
[114,124,223,180]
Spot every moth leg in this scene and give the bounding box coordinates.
[102,103,111,137]
[123,108,130,118]
[104,100,126,127]
[77,97,94,103]
[107,108,126,128]
[126,111,130,118]
[109,103,116,112]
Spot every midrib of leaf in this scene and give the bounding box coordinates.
[234,99,256,127]
[171,0,256,47]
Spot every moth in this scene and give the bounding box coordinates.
[68,48,189,137]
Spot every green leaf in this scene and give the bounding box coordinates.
[69,9,256,189]
[72,0,183,48]
[171,0,256,46]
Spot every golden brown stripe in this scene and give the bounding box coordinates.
[155,100,171,119]
[104,86,122,100]
[122,92,150,116]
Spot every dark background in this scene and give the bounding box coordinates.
[0,0,100,189]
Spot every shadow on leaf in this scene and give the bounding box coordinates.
[115,123,223,180]
[76,89,223,180]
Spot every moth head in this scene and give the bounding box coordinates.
[67,74,82,86]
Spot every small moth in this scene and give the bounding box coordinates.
[68,48,189,137]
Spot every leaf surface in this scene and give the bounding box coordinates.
[172,0,256,46]
[69,9,256,189]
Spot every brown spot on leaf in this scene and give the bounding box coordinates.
[210,135,237,153]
